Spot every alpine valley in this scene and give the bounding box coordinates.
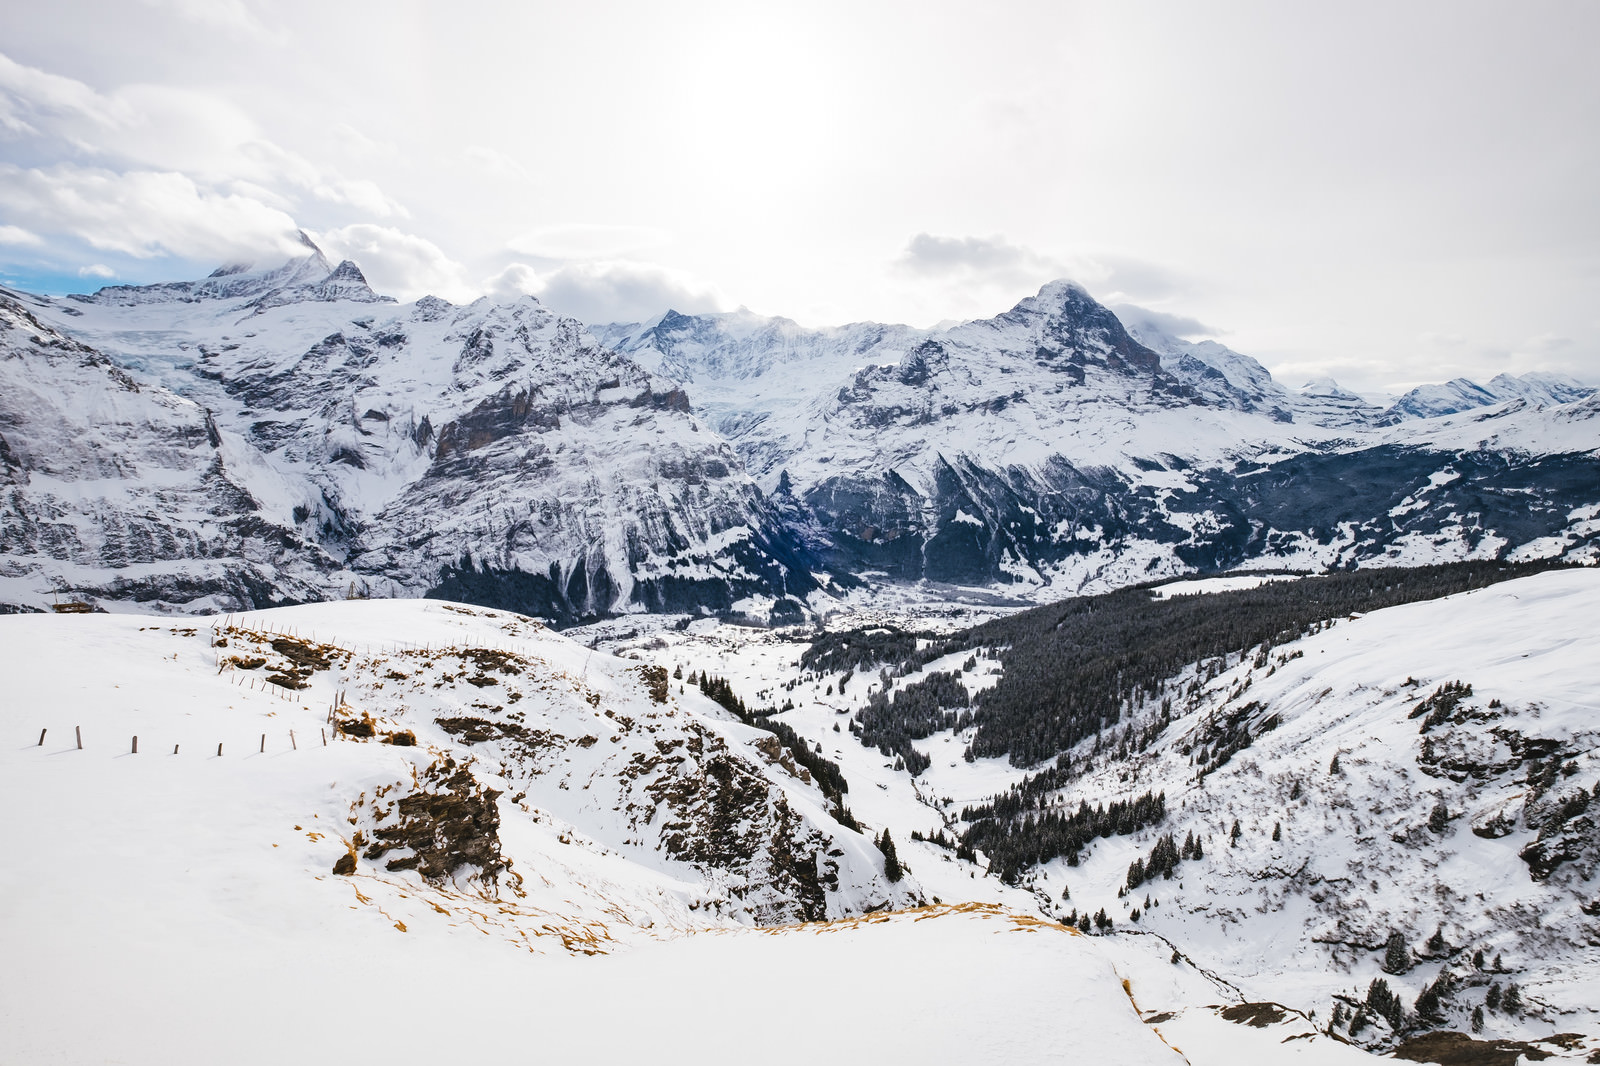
[3,241,1599,1065]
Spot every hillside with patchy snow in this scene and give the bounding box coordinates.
[0,595,1370,1066]
[587,567,1600,1060]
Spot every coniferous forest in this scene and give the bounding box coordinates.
[831,560,1573,880]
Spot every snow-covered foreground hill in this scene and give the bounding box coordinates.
[587,568,1600,1060]
[0,597,1392,1065]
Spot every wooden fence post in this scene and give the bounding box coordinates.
[217,742,223,756]
[173,744,179,755]
[76,725,82,750]
[37,728,45,746]
[260,733,266,753]
[321,728,327,746]
[132,736,138,754]
[290,730,297,750]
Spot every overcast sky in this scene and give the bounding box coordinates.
[1,0,1596,395]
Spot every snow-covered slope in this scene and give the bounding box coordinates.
[1,596,1241,1066]
[0,599,908,927]
[1037,569,1600,1050]
[589,568,1600,1060]
[13,240,818,620]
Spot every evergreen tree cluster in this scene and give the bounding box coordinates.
[875,829,903,882]
[687,670,853,817]
[1126,831,1181,889]
[1382,931,1413,974]
[1409,680,1474,734]
[959,790,1166,884]
[1363,976,1407,1031]
[854,669,971,776]
[804,561,1562,885]
[800,625,928,675]
[818,560,1564,771]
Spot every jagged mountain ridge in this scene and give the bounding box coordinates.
[601,286,1600,598]
[1386,372,1595,421]
[5,250,1597,619]
[7,241,820,620]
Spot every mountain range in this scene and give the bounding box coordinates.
[1,237,1595,619]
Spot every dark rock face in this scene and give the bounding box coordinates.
[360,757,506,882]
[784,447,1600,589]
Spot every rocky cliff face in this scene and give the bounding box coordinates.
[0,291,338,611]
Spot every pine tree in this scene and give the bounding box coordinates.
[1501,983,1521,1014]
[1471,1006,1484,1032]
[879,829,903,883]
[1272,822,1282,841]
[672,664,683,680]
[1382,931,1412,974]
[1230,819,1242,847]
[1485,982,1501,1012]
[1426,927,1447,955]
[1330,753,1342,775]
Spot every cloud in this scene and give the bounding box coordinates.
[312,177,408,219]
[897,233,1191,309]
[1518,332,1574,353]
[899,233,1055,286]
[0,162,303,261]
[463,145,529,181]
[311,223,475,303]
[0,52,131,137]
[0,224,42,246]
[78,263,116,278]
[507,224,670,261]
[486,260,725,325]
[0,49,406,252]
[1108,303,1221,342]
[134,0,278,41]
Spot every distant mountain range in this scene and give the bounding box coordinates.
[1,239,1595,618]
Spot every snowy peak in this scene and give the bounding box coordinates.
[1386,371,1596,421]
[71,232,390,312]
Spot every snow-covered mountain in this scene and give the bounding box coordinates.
[0,291,338,611]
[6,238,819,620]
[1384,372,1595,421]
[602,284,1600,601]
[6,253,1596,620]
